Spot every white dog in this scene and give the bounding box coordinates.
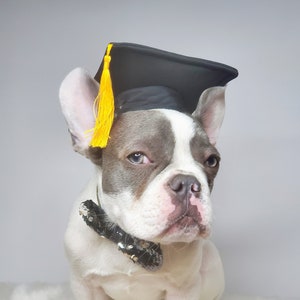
[59,43,237,300]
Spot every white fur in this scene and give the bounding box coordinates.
[0,283,284,300]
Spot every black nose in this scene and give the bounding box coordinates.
[168,174,201,200]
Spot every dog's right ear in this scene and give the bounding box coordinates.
[59,68,98,156]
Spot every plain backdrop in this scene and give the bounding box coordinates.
[1,0,299,298]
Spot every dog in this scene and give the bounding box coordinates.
[59,64,227,299]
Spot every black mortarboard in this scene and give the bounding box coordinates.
[90,42,238,148]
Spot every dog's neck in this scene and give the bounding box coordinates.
[79,187,163,271]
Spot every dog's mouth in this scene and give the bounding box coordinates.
[162,204,209,239]
[164,216,208,236]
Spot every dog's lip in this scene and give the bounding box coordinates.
[161,215,208,237]
[168,202,203,228]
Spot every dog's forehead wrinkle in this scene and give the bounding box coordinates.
[109,110,173,149]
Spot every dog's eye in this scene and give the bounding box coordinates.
[205,155,220,168]
[127,152,151,165]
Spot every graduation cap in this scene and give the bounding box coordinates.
[90,42,238,148]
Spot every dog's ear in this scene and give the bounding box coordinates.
[59,68,98,155]
[192,86,225,145]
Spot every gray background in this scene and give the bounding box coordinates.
[1,0,299,298]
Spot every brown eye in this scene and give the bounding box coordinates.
[205,155,219,168]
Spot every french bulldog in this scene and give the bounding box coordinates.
[60,67,226,300]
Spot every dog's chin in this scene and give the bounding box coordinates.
[158,218,211,244]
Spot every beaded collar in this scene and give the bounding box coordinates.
[79,190,163,271]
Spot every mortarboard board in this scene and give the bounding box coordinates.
[90,42,238,148]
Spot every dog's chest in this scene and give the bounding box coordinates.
[85,240,204,300]
[96,274,166,300]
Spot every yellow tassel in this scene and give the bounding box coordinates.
[90,43,114,148]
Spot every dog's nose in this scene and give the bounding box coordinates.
[168,174,201,200]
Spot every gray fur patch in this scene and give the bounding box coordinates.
[101,110,175,198]
[190,119,220,190]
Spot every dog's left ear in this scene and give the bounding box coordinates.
[192,86,225,145]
